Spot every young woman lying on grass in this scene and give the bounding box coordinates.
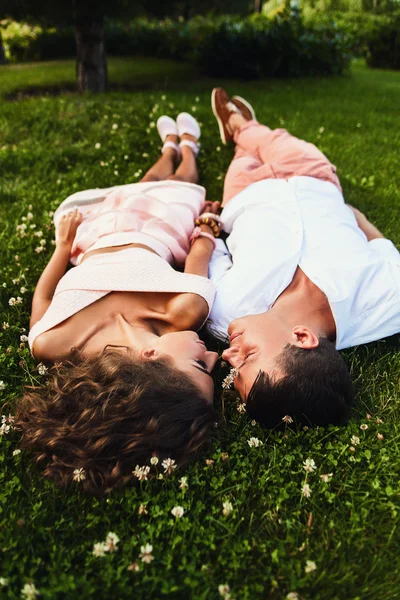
[16,113,221,495]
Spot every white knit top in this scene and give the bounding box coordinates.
[29,248,216,354]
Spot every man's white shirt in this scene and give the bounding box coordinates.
[208,176,400,350]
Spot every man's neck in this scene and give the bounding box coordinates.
[271,267,337,341]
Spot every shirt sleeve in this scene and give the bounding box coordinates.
[368,238,400,262]
[208,238,232,284]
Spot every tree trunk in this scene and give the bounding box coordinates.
[254,0,263,12]
[75,18,107,93]
[0,31,8,65]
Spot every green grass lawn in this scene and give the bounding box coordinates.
[0,57,400,599]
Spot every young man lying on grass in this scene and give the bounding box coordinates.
[208,88,400,428]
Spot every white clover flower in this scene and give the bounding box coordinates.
[138,504,148,515]
[162,457,177,474]
[171,506,184,518]
[114,170,119,176]
[282,415,293,424]
[195,96,200,102]
[191,106,197,112]
[222,367,239,390]
[20,287,27,294]
[0,381,5,391]
[150,456,159,466]
[21,582,39,599]
[360,424,368,431]
[286,593,299,600]
[0,577,8,586]
[376,417,383,424]
[237,403,246,414]
[133,465,150,481]
[8,297,16,306]
[34,230,43,237]
[95,142,101,149]
[218,584,231,599]
[377,433,384,441]
[351,435,360,445]
[2,322,9,329]
[20,335,28,343]
[149,122,155,128]
[161,94,166,100]
[13,449,22,456]
[27,212,33,220]
[37,363,48,375]
[302,483,311,498]
[73,468,86,482]
[104,532,119,552]
[124,155,129,160]
[92,542,107,557]
[247,437,263,448]
[179,476,188,489]
[112,123,118,130]
[127,562,140,572]
[35,247,44,254]
[349,446,355,453]
[303,458,316,472]
[222,501,233,516]
[205,459,214,466]
[305,560,317,574]
[139,543,154,563]
[320,473,333,483]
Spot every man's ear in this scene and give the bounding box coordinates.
[141,348,159,360]
[292,326,319,350]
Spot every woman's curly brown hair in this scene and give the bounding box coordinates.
[15,348,216,495]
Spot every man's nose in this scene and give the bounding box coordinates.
[222,345,241,366]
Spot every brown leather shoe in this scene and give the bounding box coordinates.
[211,87,243,145]
[232,95,256,122]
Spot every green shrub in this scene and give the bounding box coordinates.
[366,11,400,69]
[303,10,392,57]
[3,12,351,78]
[194,10,351,78]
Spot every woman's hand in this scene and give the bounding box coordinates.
[56,209,83,248]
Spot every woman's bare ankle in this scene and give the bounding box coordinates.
[228,113,247,132]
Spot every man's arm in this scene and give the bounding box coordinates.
[347,205,384,241]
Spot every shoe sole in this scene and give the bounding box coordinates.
[211,88,230,145]
[232,96,256,121]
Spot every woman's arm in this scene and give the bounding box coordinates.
[184,224,215,277]
[30,209,82,328]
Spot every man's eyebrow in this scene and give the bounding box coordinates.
[193,365,213,379]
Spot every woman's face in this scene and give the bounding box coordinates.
[151,331,219,403]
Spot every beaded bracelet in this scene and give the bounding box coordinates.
[199,212,223,226]
[190,226,217,249]
[194,216,221,237]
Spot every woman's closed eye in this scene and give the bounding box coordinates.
[193,359,213,378]
[196,359,208,370]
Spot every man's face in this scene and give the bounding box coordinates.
[222,315,287,399]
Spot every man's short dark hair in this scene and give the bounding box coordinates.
[245,338,355,428]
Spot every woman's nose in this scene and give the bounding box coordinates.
[206,351,219,372]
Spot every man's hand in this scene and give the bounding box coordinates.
[347,204,384,241]
[56,209,83,248]
[203,200,221,215]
